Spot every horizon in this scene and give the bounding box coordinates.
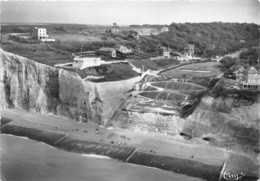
[1,21,259,26]
[1,0,259,25]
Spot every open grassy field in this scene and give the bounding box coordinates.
[1,23,109,35]
[0,42,73,65]
[51,34,103,42]
[0,24,137,66]
[178,62,220,72]
[130,58,180,71]
[0,40,120,66]
[151,81,205,91]
[160,62,221,80]
[139,91,188,102]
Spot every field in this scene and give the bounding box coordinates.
[130,58,179,71]
[50,34,103,42]
[160,62,221,80]
[151,81,206,91]
[0,42,73,66]
[139,91,188,102]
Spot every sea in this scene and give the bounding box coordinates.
[0,134,204,181]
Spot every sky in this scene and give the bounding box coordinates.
[1,0,259,25]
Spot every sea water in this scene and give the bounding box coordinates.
[0,135,204,181]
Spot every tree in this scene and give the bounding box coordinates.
[219,56,237,71]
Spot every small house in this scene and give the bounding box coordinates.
[114,44,132,54]
[97,47,117,58]
[128,31,139,40]
[1,34,9,43]
[242,66,260,90]
[110,23,121,34]
[224,65,246,81]
[161,26,169,33]
[32,27,48,41]
[32,27,55,42]
[162,47,171,59]
[73,57,104,69]
[184,44,195,58]
[246,66,260,83]
[170,52,181,59]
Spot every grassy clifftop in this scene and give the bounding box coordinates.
[1,23,259,62]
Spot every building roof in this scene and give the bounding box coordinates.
[161,27,169,31]
[224,64,245,74]
[114,44,131,50]
[247,66,259,74]
[114,44,124,48]
[170,52,181,56]
[111,25,120,29]
[98,47,115,52]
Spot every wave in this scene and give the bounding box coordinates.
[81,153,111,160]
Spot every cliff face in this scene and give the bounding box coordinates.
[0,49,92,122]
[111,75,260,156]
[112,95,260,155]
[1,49,259,155]
[83,76,141,125]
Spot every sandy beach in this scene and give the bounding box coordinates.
[1,108,259,181]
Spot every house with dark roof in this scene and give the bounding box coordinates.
[114,44,132,54]
[111,23,121,34]
[224,64,246,81]
[97,47,117,58]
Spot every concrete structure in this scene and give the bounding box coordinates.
[97,47,117,58]
[161,26,169,33]
[73,57,105,69]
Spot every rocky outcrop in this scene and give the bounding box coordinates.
[0,49,92,122]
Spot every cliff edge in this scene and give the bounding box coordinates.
[0,48,92,122]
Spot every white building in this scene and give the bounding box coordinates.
[114,44,132,54]
[162,47,171,58]
[32,27,48,40]
[242,66,260,90]
[161,27,169,33]
[32,27,55,42]
[73,57,105,69]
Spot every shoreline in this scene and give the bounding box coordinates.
[1,109,259,181]
[1,124,220,181]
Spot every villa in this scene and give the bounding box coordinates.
[242,66,260,90]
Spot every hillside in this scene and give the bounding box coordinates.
[1,23,259,64]
[154,22,259,57]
